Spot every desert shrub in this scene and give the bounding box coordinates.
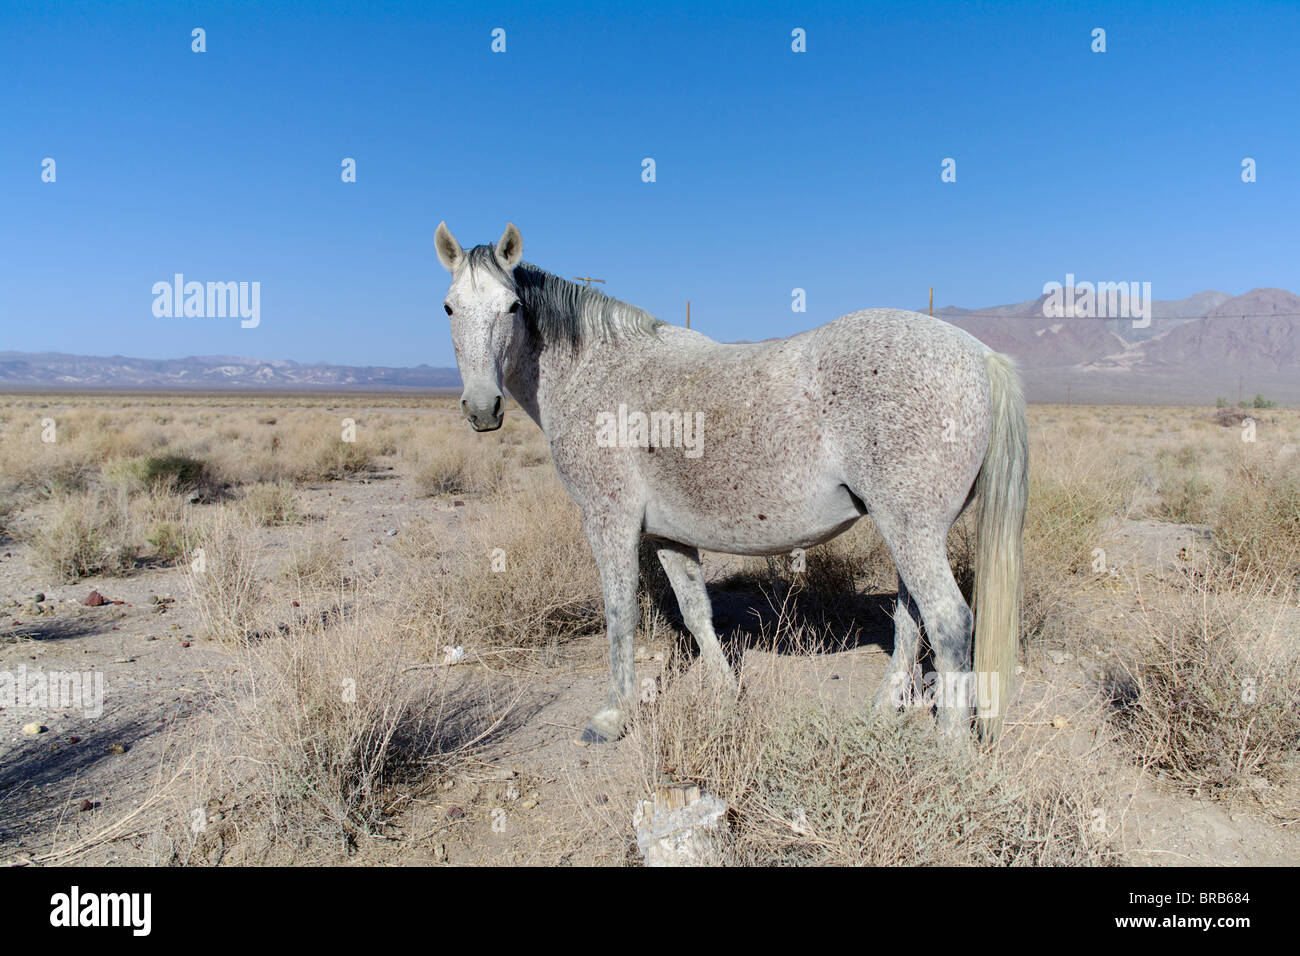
[184,508,264,643]
[241,481,303,527]
[412,435,510,498]
[132,454,211,492]
[1105,564,1300,794]
[24,487,135,581]
[1020,472,1128,643]
[280,535,344,591]
[635,651,1112,866]
[296,433,375,482]
[1151,447,1213,524]
[225,614,477,851]
[130,485,190,564]
[1214,459,1300,581]
[398,472,602,654]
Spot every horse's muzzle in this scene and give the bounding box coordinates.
[462,394,504,431]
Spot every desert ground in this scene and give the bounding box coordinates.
[0,391,1296,866]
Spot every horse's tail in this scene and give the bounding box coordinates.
[972,350,1029,741]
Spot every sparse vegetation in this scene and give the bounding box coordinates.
[23,487,136,581]
[2,394,1298,866]
[212,609,487,855]
[240,480,303,527]
[631,641,1113,865]
[1105,562,1300,794]
[398,470,603,655]
[184,507,264,643]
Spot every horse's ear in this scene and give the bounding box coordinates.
[435,221,464,272]
[495,222,523,270]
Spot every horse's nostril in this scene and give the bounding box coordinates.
[493,395,503,416]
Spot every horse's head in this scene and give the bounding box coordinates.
[434,221,525,432]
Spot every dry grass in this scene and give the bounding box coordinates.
[280,533,345,592]
[627,635,1114,865]
[396,469,603,656]
[1215,456,1300,582]
[183,507,265,643]
[1104,561,1300,794]
[411,434,510,497]
[169,605,509,862]
[22,486,136,581]
[4,393,1298,864]
[239,480,303,527]
[221,616,469,852]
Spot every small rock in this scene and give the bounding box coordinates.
[109,743,127,755]
[432,844,448,862]
[82,590,108,607]
[520,797,538,810]
[446,806,464,820]
[634,785,729,866]
[1051,715,1068,729]
[33,592,45,604]
[78,799,93,812]
[22,722,45,736]
[68,736,81,744]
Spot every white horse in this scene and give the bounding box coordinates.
[434,222,1028,745]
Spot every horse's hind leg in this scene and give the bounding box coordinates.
[656,541,736,689]
[873,575,922,710]
[878,525,974,738]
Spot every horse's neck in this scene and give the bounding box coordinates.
[502,327,577,435]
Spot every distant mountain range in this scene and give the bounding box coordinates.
[0,353,460,389]
[4,287,1298,403]
[935,287,1300,372]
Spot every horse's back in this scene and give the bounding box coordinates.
[808,308,993,523]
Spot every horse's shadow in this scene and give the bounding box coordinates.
[643,565,899,663]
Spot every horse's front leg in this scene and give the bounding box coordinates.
[577,508,642,746]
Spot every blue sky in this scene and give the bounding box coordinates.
[2,0,1297,367]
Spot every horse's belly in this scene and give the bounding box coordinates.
[643,481,866,556]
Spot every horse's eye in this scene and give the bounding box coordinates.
[444,303,453,316]
[507,300,520,313]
